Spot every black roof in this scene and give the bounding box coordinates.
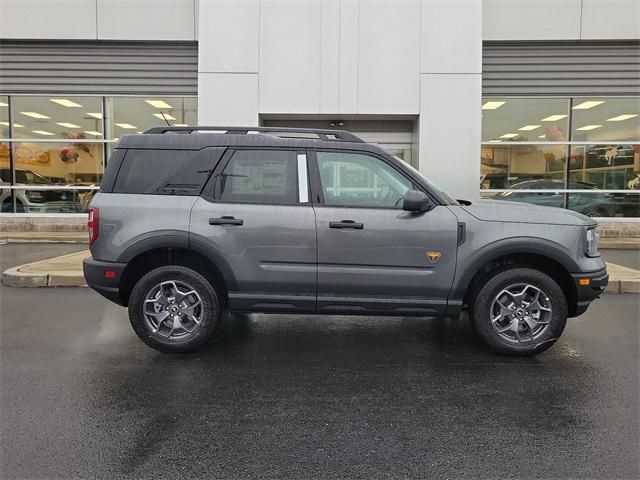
[115,126,385,155]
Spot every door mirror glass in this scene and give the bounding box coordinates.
[402,190,434,212]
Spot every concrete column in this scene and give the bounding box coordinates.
[419,0,482,201]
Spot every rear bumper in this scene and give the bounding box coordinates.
[82,257,127,306]
[571,267,609,317]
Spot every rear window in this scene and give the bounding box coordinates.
[113,148,223,195]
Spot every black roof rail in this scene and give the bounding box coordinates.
[142,126,364,143]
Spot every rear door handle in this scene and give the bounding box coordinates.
[209,216,243,226]
[329,220,364,229]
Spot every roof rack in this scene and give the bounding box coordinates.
[143,126,364,143]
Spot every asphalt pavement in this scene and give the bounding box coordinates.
[1,243,639,479]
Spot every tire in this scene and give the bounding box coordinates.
[128,265,221,353]
[470,267,567,356]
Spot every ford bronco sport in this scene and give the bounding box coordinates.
[83,127,608,356]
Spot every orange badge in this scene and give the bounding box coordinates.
[426,251,441,263]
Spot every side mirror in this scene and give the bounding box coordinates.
[402,189,435,213]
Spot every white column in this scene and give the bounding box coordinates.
[419,0,483,201]
[197,0,260,126]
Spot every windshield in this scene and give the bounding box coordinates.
[396,157,459,206]
[15,170,52,185]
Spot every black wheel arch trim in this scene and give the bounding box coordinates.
[115,230,238,292]
[449,237,581,302]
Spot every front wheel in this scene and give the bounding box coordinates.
[128,265,221,353]
[470,267,567,356]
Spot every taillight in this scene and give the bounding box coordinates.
[88,208,99,246]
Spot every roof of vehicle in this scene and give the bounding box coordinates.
[115,126,387,155]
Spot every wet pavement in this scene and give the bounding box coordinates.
[1,244,639,479]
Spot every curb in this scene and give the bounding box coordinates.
[2,266,87,287]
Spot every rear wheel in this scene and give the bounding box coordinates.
[128,265,221,353]
[470,267,567,356]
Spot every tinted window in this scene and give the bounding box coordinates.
[316,151,411,207]
[113,149,221,195]
[217,149,298,204]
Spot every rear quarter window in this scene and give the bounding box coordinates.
[113,148,224,195]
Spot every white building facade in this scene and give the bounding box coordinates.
[0,0,638,217]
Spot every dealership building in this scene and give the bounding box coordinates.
[0,0,638,220]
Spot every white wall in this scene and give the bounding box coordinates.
[197,0,483,200]
[484,0,639,40]
[0,0,196,40]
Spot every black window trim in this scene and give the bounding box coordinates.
[201,146,311,207]
[307,148,438,210]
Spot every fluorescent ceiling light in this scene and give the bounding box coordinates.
[488,140,502,143]
[50,98,82,108]
[576,124,602,131]
[85,130,103,136]
[499,133,520,139]
[146,100,173,109]
[518,125,541,131]
[538,134,546,138]
[482,101,505,110]
[173,123,188,127]
[572,100,604,110]
[32,130,54,135]
[56,122,81,128]
[20,111,50,119]
[0,122,24,128]
[541,114,567,121]
[153,113,176,120]
[115,123,137,129]
[606,114,638,122]
[86,112,103,119]
[0,101,7,107]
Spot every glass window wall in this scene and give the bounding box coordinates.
[481,97,640,218]
[0,95,197,213]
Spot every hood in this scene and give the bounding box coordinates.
[461,200,594,226]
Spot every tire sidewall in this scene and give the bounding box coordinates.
[471,267,568,356]
[129,265,220,353]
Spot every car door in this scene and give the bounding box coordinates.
[190,148,317,312]
[310,150,459,315]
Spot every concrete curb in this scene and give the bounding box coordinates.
[2,251,88,287]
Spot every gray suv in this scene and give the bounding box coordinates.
[83,127,608,356]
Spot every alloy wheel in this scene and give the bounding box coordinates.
[143,280,204,340]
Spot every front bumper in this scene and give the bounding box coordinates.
[83,257,127,306]
[571,267,609,317]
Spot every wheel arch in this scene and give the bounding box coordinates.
[454,239,580,317]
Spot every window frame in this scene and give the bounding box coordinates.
[307,149,421,210]
[201,147,311,207]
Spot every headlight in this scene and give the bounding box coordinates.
[585,227,599,257]
[25,190,45,203]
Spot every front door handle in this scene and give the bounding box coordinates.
[209,216,243,226]
[329,220,364,229]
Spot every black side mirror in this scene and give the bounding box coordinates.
[403,189,435,212]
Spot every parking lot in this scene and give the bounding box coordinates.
[1,243,638,479]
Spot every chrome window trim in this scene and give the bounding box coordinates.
[297,153,309,203]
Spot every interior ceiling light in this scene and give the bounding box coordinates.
[0,101,8,107]
[85,131,103,136]
[115,123,137,129]
[499,133,520,139]
[538,134,546,138]
[173,123,188,127]
[518,125,541,131]
[607,114,638,122]
[20,111,50,119]
[32,130,54,135]
[541,114,567,121]
[146,100,173,109]
[56,122,81,128]
[153,113,176,120]
[572,100,604,110]
[50,98,82,108]
[0,122,24,127]
[488,140,502,143]
[576,124,602,131]
[86,112,103,119]
[482,101,506,110]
